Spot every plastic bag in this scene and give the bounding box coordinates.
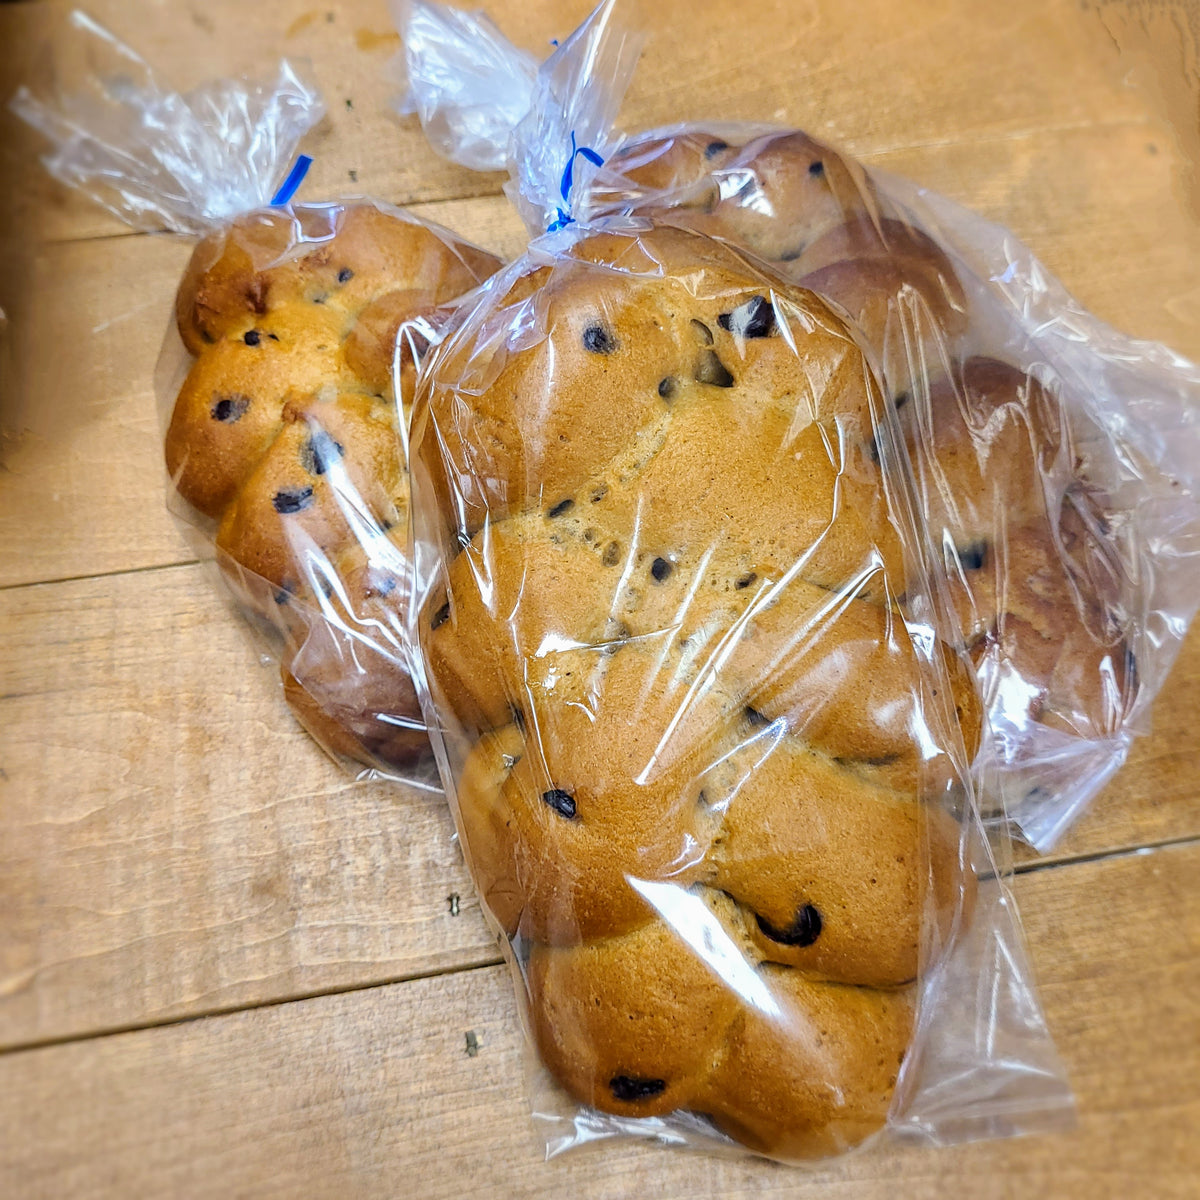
[399,0,1072,1163]
[12,10,504,782]
[397,3,1200,849]
[589,128,1200,849]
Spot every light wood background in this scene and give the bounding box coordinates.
[1,1,1198,1196]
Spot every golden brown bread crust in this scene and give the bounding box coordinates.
[415,224,979,1158]
[909,357,1134,738]
[175,203,499,355]
[614,128,1137,759]
[613,129,875,264]
[166,201,500,768]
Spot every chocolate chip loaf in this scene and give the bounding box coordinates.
[411,224,981,1158]
[165,201,501,769]
[607,127,1137,759]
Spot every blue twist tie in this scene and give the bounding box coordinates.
[547,131,603,232]
[270,154,314,206]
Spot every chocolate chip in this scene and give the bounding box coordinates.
[602,541,621,567]
[368,572,398,598]
[704,140,729,158]
[542,788,577,819]
[745,706,771,727]
[689,319,714,346]
[1124,644,1139,691]
[808,160,824,177]
[211,394,250,422]
[756,904,822,947]
[582,322,616,354]
[894,390,911,409]
[718,295,775,339]
[337,267,354,283]
[431,601,451,629]
[300,430,344,476]
[658,376,678,400]
[696,349,734,388]
[650,556,672,582]
[272,487,314,515]
[547,498,574,518]
[835,752,900,768]
[957,542,987,571]
[735,571,757,589]
[610,1076,666,1101]
[243,329,261,346]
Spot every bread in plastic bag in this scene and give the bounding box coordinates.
[396,0,1200,848]
[12,10,504,780]
[590,126,1200,847]
[399,0,1072,1162]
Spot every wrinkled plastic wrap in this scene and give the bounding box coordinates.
[398,1,1200,848]
[589,128,1200,849]
[12,11,504,782]
[400,0,1073,1163]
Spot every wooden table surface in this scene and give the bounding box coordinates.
[1,1,1198,1196]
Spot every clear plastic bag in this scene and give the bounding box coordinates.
[589,130,1200,849]
[12,10,504,783]
[397,2,1200,848]
[399,0,1073,1163]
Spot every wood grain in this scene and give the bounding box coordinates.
[2,116,1195,592]
[0,563,498,1050]
[0,194,527,590]
[0,0,1186,243]
[0,556,1196,1051]
[0,841,1195,1200]
[0,0,1197,1193]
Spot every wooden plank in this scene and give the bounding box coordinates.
[0,0,1175,244]
[0,0,510,246]
[0,841,1195,1199]
[0,193,528,590]
[1,556,1197,1051]
[3,114,1196,593]
[0,562,499,1051]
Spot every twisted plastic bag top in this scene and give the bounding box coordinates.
[391,0,539,173]
[10,10,324,236]
[393,0,641,234]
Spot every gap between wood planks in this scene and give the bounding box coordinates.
[0,949,507,1059]
[1,833,1194,1062]
[0,557,205,593]
[22,113,1153,248]
[29,183,514,247]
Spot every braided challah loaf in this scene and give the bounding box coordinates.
[609,128,1137,760]
[165,201,501,768]
[412,224,981,1158]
